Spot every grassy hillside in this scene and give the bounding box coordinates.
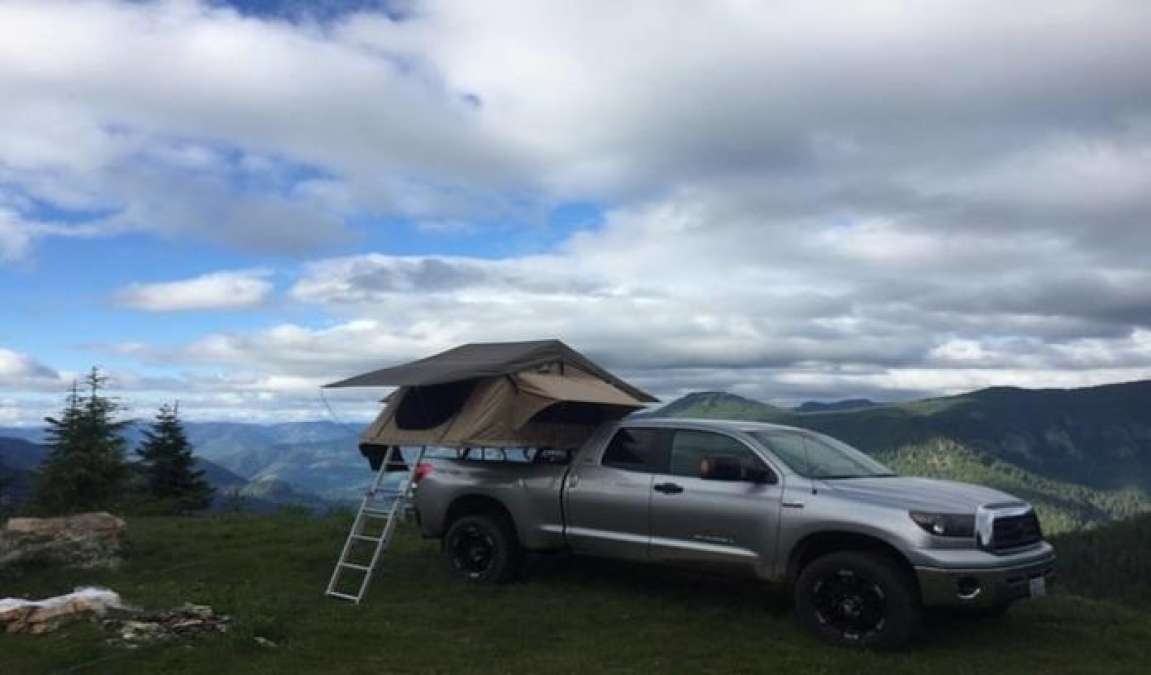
[879,440,1151,533]
[1051,512,1151,609]
[3,514,1151,674]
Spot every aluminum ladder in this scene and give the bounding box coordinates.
[325,445,426,604]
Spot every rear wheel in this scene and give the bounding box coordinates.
[795,551,921,649]
[443,513,522,584]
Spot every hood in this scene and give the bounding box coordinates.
[820,476,1023,513]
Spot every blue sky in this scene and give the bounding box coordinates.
[2,1,1151,425]
[0,199,602,367]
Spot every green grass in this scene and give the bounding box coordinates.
[3,513,1151,674]
[1050,512,1151,610]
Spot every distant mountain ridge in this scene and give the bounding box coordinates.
[9,380,1151,528]
[0,432,330,512]
[0,436,45,509]
[0,420,358,451]
[794,398,879,413]
[639,391,785,420]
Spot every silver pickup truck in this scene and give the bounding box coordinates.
[412,417,1056,648]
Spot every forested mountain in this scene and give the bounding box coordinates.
[655,381,1151,489]
[0,420,361,508]
[793,399,878,413]
[0,436,45,509]
[651,380,1151,532]
[0,435,325,513]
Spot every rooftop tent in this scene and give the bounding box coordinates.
[325,340,657,452]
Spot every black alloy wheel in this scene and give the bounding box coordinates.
[810,568,888,640]
[449,522,497,578]
[795,551,920,649]
[442,513,522,584]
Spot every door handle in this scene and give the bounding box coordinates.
[653,482,684,494]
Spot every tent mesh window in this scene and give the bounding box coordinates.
[394,380,478,430]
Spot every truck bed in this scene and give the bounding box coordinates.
[414,457,571,550]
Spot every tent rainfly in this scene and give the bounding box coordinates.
[324,340,657,456]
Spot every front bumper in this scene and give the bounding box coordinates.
[915,551,1056,608]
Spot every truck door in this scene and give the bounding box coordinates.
[563,427,671,561]
[649,429,782,577]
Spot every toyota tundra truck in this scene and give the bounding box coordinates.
[411,417,1055,648]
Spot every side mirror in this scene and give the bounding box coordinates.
[745,466,778,485]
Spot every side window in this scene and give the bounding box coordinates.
[669,430,767,479]
[602,428,669,473]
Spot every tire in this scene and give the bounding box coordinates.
[442,513,522,584]
[794,551,921,649]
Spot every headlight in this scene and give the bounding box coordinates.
[909,511,975,538]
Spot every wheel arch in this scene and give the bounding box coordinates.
[787,530,920,595]
[444,494,518,538]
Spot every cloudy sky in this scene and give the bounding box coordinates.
[2,0,1150,425]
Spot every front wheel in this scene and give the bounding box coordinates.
[443,513,522,584]
[794,551,921,649]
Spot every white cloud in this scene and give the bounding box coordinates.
[116,269,274,311]
[1,0,1147,262]
[0,348,64,389]
[3,1,1151,420]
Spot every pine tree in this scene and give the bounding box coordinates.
[33,368,130,514]
[136,402,214,511]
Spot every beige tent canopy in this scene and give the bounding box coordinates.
[325,340,657,453]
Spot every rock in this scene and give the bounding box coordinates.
[0,605,30,623]
[5,513,125,536]
[1,588,232,643]
[0,513,125,569]
[180,603,215,620]
[0,587,123,635]
[102,603,231,645]
[119,620,166,641]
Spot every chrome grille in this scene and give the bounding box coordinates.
[991,511,1042,550]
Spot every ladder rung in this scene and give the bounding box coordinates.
[361,508,394,517]
[327,591,360,601]
[340,562,372,571]
[350,534,382,542]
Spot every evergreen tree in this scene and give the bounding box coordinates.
[33,368,130,513]
[136,402,214,510]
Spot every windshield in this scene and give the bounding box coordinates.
[751,430,895,479]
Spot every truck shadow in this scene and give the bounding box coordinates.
[519,551,1039,649]
[525,551,804,617]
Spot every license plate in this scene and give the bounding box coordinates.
[1029,575,1047,598]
